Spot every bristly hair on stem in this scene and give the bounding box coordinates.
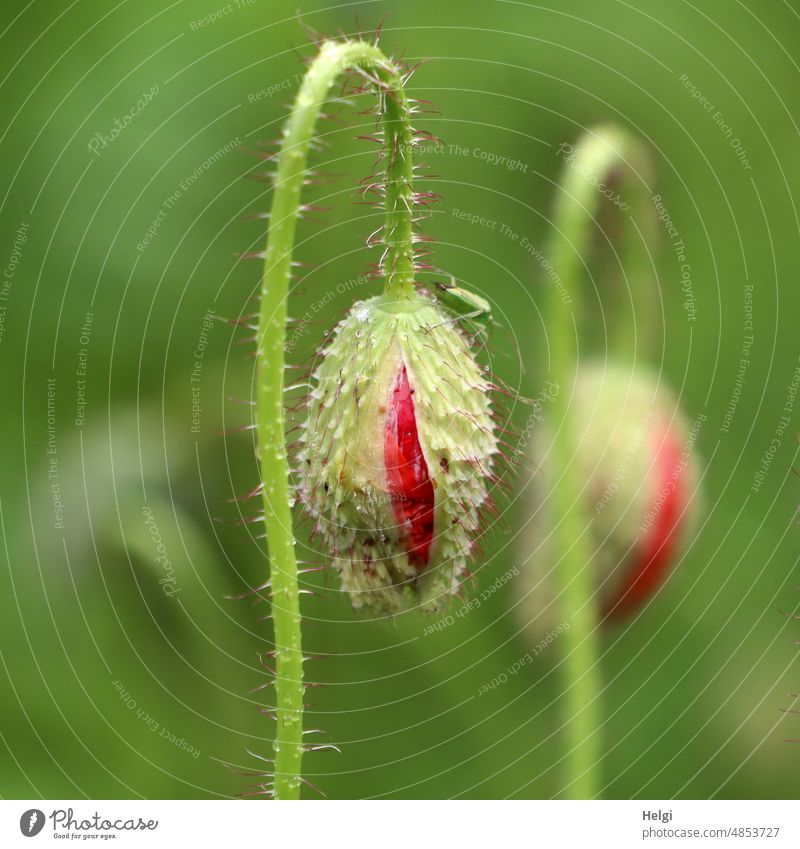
[250,32,427,799]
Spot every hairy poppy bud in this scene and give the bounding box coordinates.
[518,363,701,631]
[299,294,497,615]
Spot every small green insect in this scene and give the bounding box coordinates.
[424,277,495,344]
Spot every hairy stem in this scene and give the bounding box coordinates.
[256,39,417,800]
[546,125,654,798]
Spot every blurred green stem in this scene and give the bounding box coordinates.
[546,125,654,798]
[553,126,656,361]
[256,39,416,799]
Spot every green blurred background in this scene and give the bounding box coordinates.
[1,0,798,799]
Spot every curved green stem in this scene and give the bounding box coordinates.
[553,125,656,361]
[546,125,654,798]
[256,39,417,799]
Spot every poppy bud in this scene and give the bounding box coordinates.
[299,294,497,615]
[518,363,700,631]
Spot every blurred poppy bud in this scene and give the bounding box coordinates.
[518,362,701,631]
[299,294,497,615]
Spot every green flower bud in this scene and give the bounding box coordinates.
[518,362,701,632]
[299,294,497,615]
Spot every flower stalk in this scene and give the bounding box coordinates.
[255,39,418,799]
[553,126,657,361]
[546,125,655,798]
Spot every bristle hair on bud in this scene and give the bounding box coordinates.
[299,295,497,616]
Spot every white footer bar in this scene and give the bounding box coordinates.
[2,799,797,848]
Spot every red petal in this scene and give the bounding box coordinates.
[604,421,686,619]
[384,365,435,569]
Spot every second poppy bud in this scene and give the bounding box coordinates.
[517,362,701,632]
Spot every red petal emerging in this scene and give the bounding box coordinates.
[604,421,685,619]
[384,365,435,569]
